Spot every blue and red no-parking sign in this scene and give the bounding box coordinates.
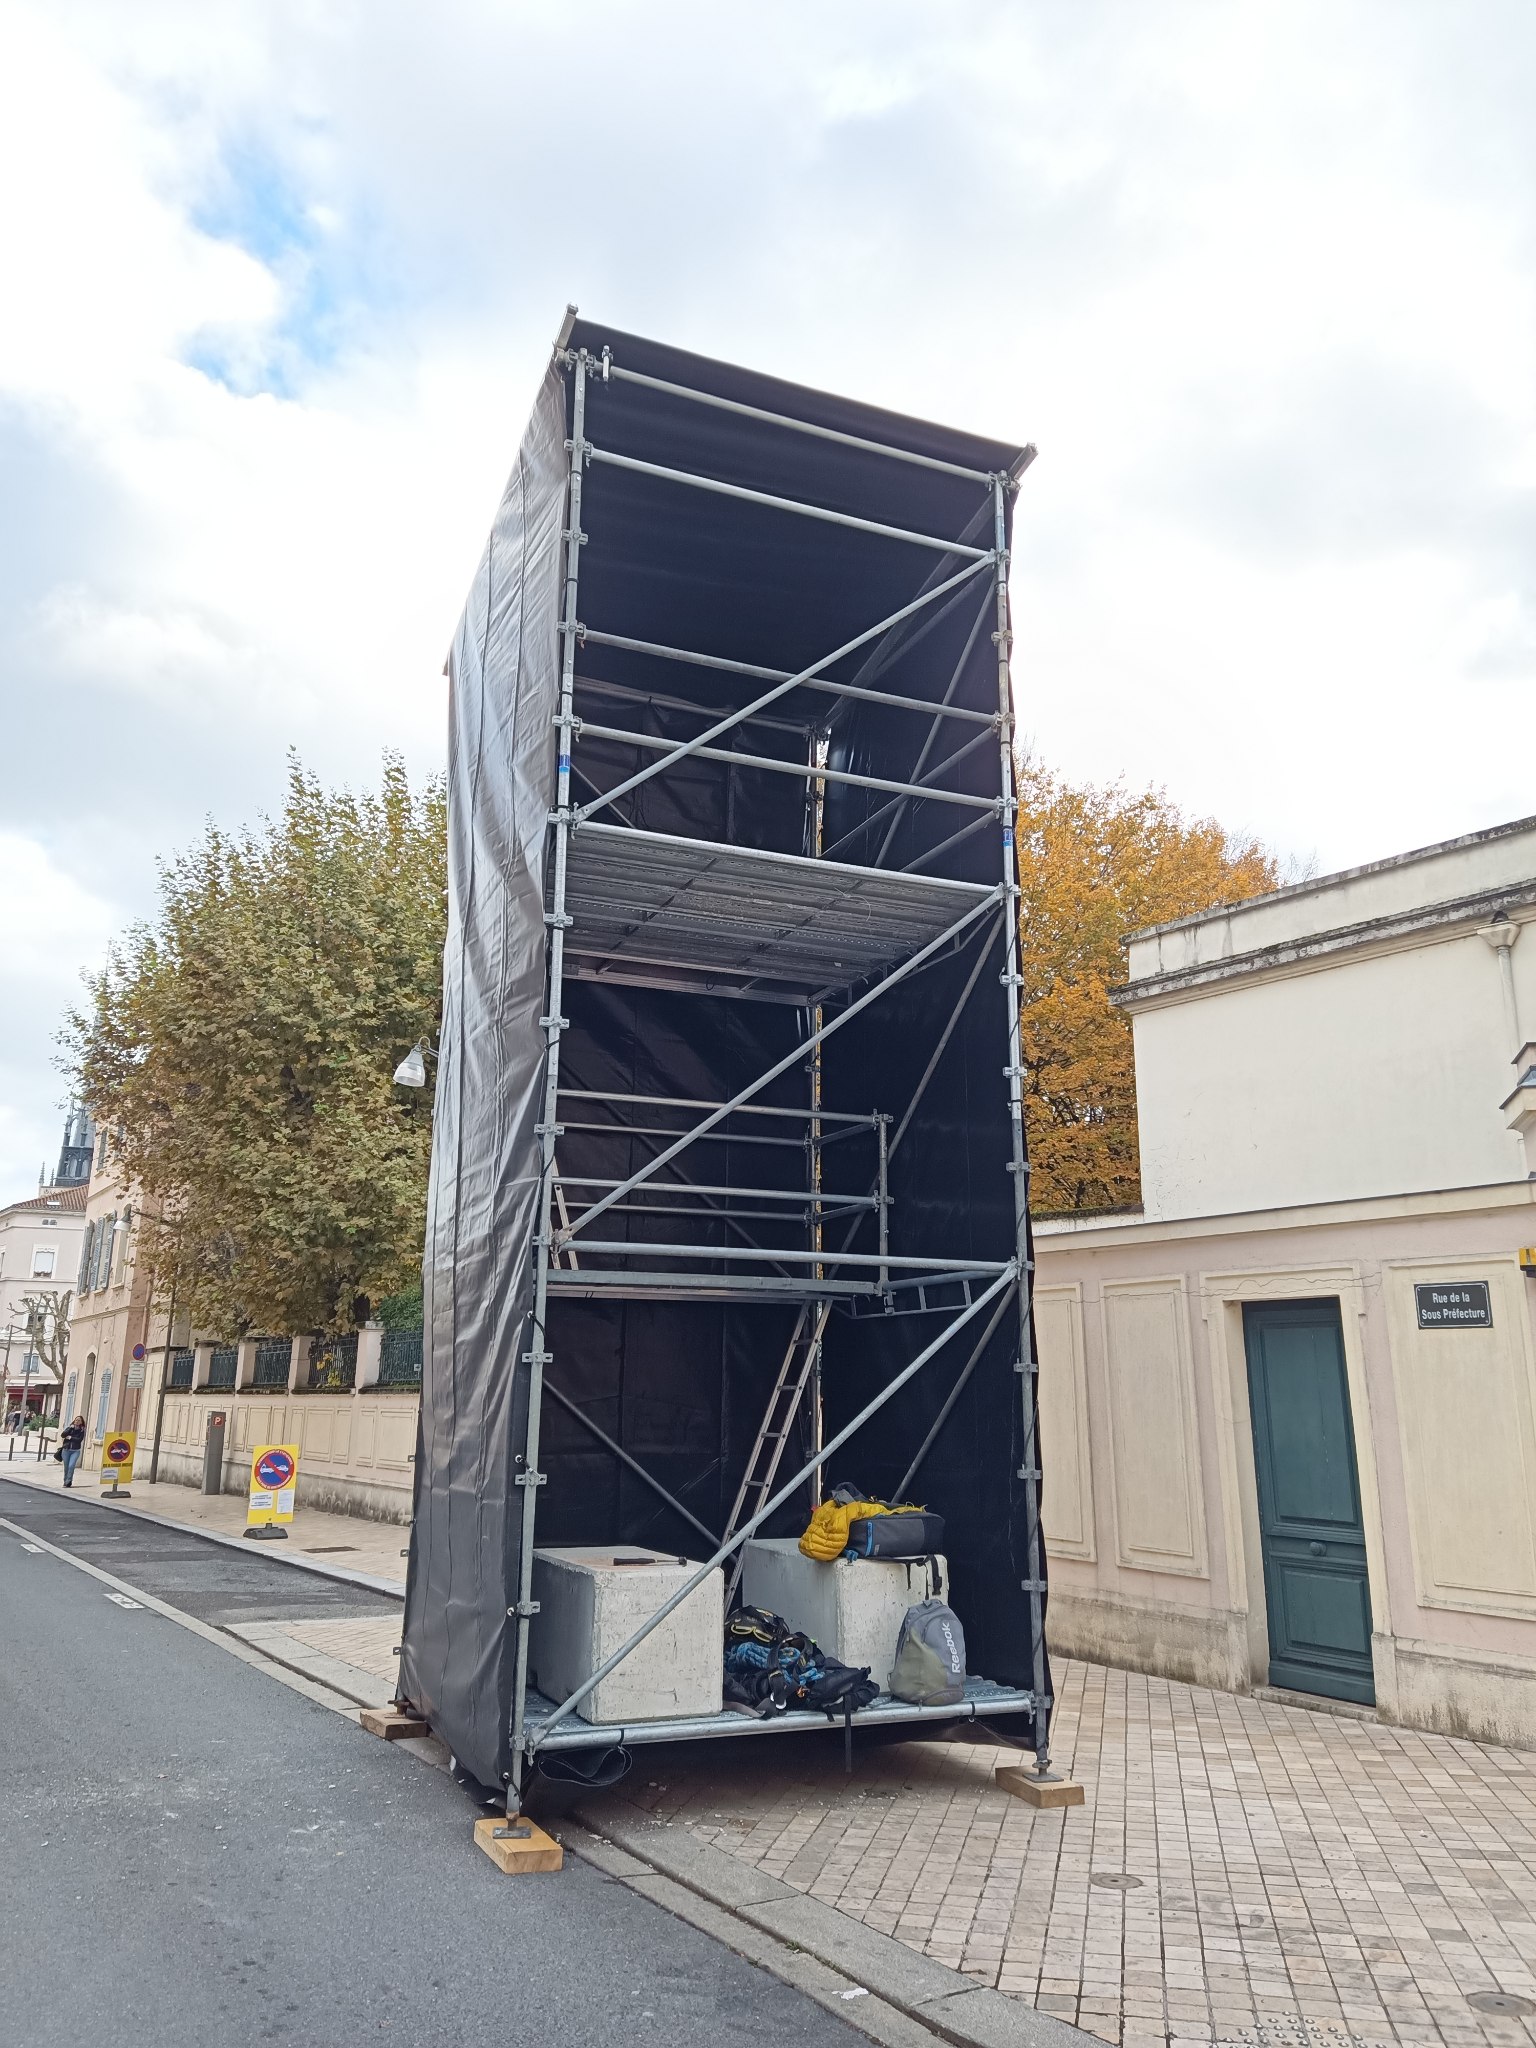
[255,1448,296,1490]
[247,1441,300,1528]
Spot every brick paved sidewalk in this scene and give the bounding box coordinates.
[607,1659,1536,2048]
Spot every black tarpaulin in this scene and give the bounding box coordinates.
[402,315,1048,1792]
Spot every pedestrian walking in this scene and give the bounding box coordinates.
[59,1415,86,1488]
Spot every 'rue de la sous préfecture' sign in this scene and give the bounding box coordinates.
[1414,1282,1493,1330]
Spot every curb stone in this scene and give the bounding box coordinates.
[567,1828,941,2048]
[571,1797,1094,2048]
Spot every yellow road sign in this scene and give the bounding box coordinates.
[246,1443,300,1528]
[100,1431,136,1486]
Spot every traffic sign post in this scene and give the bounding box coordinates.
[100,1430,136,1497]
[244,1443,300,1541]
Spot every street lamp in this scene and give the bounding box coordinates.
[392,1039,436,1088]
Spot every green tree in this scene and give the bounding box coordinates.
[67,755,445,1337]
[1016,759,1281,1214]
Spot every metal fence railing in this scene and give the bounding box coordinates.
[154,1332,428,1397]
[305,1332,357,1393]
[378,1328,423,1387]
[252,1338,291,1389]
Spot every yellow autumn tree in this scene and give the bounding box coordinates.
[1017,760,1280,1213]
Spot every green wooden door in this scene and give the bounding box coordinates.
[1243,1300,1374,1705]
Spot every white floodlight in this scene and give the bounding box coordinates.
[392,1041,430,1088]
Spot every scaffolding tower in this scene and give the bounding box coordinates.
[401,312,1051,1807]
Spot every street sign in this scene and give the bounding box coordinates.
[1414,1282,1493,1330]
[245,1441,300,1540]
[131,1343,147,1361]
[100,1430,136,1487]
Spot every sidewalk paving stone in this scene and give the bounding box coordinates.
[592,1658,1536,2048]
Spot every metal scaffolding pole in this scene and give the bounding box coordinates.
[816,729,997,866]
[543,1379,720,1551]
[902,812,995,876]
[525,1263,1017,1755]
[874,593,998,866]
[991,473,1052,1777]
[584,444,994,558]
[558,1244,1008,1275]
[573,723,999,813]
[894,1282,1017,1500]
[600,355,1009,486]
[573,558,992,824]
[573,671,808,738]
[576,633,997,729]
[506,349,588,1804]
[555,890,1003,1248]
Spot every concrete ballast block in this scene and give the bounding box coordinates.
[740,1538,946,1687]
[529,1546,723,1724]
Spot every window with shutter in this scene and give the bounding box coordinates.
[93,1213,116,1291]
[78,1220,96,1292]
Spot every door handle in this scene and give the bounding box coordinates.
[1308,1541,1326,1556]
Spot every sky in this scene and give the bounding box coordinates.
[2,0,1534,1198]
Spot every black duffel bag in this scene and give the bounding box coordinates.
[842,1510,946,1560]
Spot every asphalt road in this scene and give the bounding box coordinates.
[0,1485,403,1623]
[0,1485,865,2048]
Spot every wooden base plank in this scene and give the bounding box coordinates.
[359,1706,429,1740]
[474,1814,564,1874]
[995,1765,1086,1809]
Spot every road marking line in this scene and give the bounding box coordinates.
[0,1514,363,1721]
[104,1591,143,1609]
[0,1470,404,1600]
[20,1541,43,1553]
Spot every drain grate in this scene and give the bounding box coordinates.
[1088,1871,1143,1890]
[1468,1990,1536,2015]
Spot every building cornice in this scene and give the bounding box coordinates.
[1127,811,1536,946]
[1112,882,1536,1014]
[1033,1175,1536,1250]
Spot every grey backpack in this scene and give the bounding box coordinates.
[889,1598,966,1707]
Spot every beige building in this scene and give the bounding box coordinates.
[66,1132,161,1444]
[1,1179,87,1420]
[1035,814,1536,1749]
[64,1141,418,1514]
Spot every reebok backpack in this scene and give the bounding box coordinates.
[889,1598,967,1707]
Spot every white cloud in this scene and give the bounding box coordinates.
[0,0,1534,1174]
[0,834,117,1194]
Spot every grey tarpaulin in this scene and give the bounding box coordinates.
[401,315,1049,1793]
[398,369,567,1777]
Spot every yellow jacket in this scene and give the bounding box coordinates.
[798,1495,922,1561]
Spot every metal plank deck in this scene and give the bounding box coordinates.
[525,1675,1036,1752]
[562,822,995,1003]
